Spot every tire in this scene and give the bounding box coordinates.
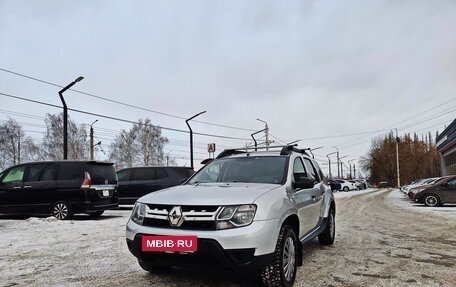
[88,211,104,218]
[138,260,171,274]
[424,194,441,207]
[318,208,335,245]
[261,225,297,287]
[343,186,349,192]
[52,201,72,220]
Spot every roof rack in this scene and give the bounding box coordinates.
[216,145,310,159]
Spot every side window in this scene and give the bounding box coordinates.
[134,168,156,181]
[313,161,325,182]
[447,179,456,187]
[303,158,320,182]
[57,163,84,180]
[156,168,169,180]
[117,170,132,182]
[27,164,56,182]
[1,166,25,184]
[293,158,307,182]
[41,164,56,181]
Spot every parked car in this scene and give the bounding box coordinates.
[355,179,368,189]
[412,175,456,207]
[116,166,194,205]
[401,178,430,194]
[328,179,342,191]
[378,181,389,188]
[407,177,441,199]
[335,179,357,191]
[126,145,336,286]
[0,161,118,220]
[348,180,361,190]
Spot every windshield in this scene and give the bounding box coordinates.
[188,156,287,184]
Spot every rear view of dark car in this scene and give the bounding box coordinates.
[117,166,194,205]
[0,161,118,220]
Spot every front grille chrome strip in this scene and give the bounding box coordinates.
[144,205,223,228]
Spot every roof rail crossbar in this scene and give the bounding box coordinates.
[280,145,310,156]
[216,149,246,159]
[216,145,310,158]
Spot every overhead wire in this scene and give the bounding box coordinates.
[0,67,256,132]
[0,92,252,141]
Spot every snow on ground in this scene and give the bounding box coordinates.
[386,188,456,220]
[333,187,456,220]
[1,187,455,287]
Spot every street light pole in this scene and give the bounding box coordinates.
[90,120,98,160]
[326,152,337,179]
[257,118,269,150]
[58,76,84,159]
[332,146,340,178]
[186,111,206,169]
[395,128,401,187]
[339,155,348,179]
[348,159,355,179]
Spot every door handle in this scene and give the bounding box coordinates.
[24,186,32,189]
[13,186,22,189]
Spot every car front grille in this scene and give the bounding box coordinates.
[143,204,222,230]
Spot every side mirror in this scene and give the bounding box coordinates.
[293,177,315,189]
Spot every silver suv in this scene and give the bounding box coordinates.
[126,146,336,286]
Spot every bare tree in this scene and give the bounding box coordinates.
[362,132,441,186]
[133,118,168,166]
[0,118,40,169]
[41,113,88,160]
[109,129,138,168]
[109,118,168,169]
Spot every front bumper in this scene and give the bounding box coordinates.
[126,234,273,272]
[125,218,280,271]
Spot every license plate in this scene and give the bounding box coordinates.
[102,190,109,197]
[142,236,198,252]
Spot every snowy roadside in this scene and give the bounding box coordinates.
[333,187,456,220]
[385,188,456,220]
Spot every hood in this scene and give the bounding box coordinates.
[138,182,281,206]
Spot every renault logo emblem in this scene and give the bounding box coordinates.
[168,206,184,227]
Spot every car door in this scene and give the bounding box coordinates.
[153,168,172,190]
[443,178,456,203]
[302,157,324,228]
[117,169,134,204]
[132,168,157,197]
[22,163,57,214]
[0,165,26,213]
[291,157,318,237]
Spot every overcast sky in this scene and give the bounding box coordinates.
[1,0,455,175]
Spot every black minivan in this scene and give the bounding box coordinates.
[116,166,194,205]
[0,161,118,220]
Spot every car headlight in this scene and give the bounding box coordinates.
[216,205,256,230]
[130,202,146,225]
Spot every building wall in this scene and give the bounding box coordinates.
[436,119,456,176]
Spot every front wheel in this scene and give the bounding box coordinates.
[318,208,335,245]
[261,225,297,287]
[424,194,440,207]
[343,186,349,192]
